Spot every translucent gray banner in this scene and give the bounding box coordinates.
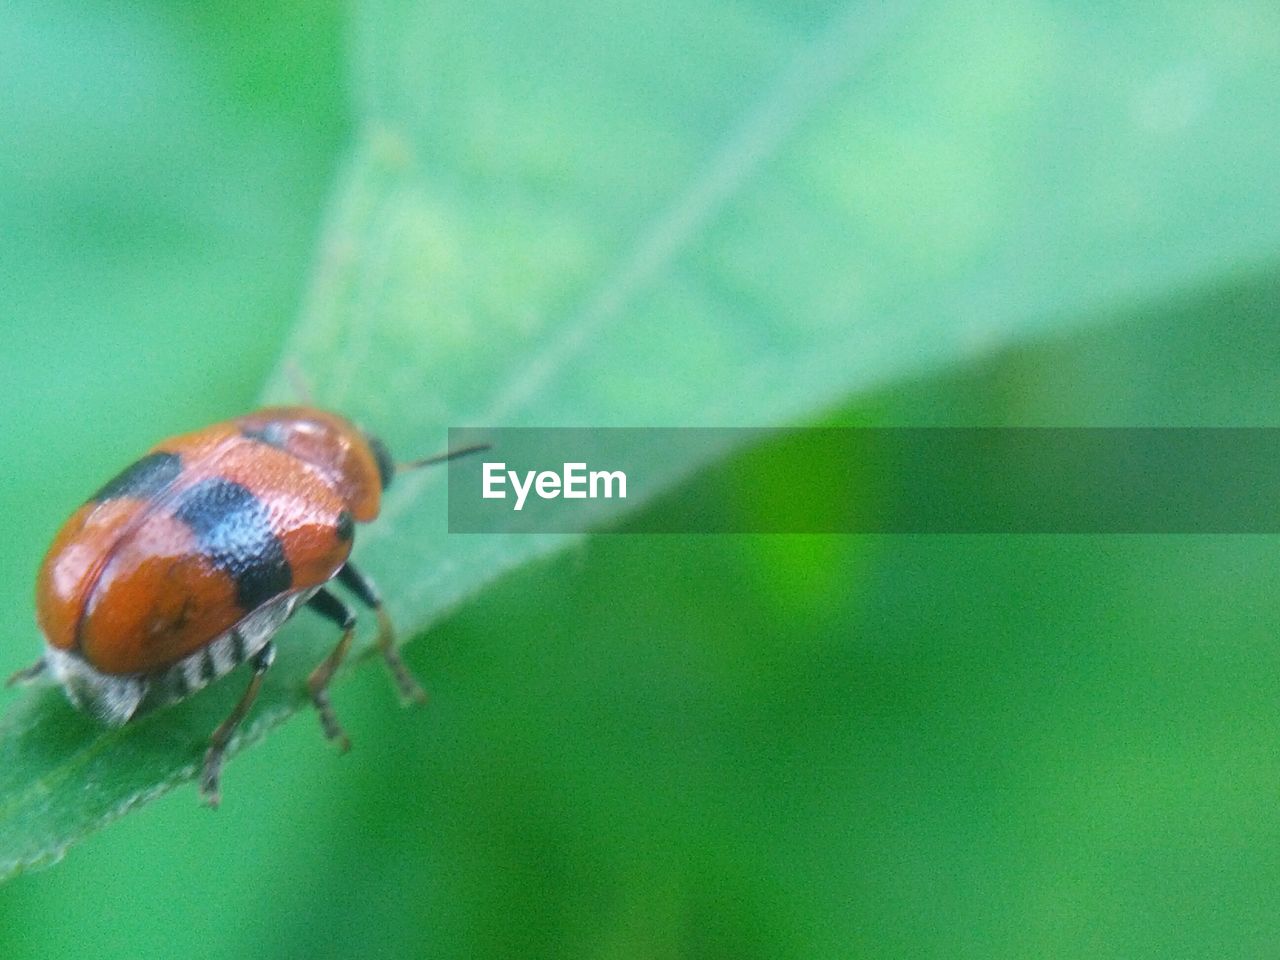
[446,428,1280,534]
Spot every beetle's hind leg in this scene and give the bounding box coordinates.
[337,561,427,705]
[201,642,275,808]
[304,587,357,751]
[6,657,47,687]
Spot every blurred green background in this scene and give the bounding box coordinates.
[3,2,1280,959]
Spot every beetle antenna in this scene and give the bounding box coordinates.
[397,442,491,473]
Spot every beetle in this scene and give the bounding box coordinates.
[6,406,481,806]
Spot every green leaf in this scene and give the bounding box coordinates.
[1,0,1278,879]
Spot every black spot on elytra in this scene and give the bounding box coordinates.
[90,451,182,502]
[171,478,292,611]
[366,434,395,490]
[335,509,354,542]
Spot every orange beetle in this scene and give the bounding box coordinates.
[7,406,480,806]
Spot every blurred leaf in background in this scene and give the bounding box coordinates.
[2,1,1280,959]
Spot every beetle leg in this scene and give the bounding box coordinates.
[337,561,427,705]
[201,642,275,808]
[374,606,428,705]
[6,658,47,687]
[305,587,356,752]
